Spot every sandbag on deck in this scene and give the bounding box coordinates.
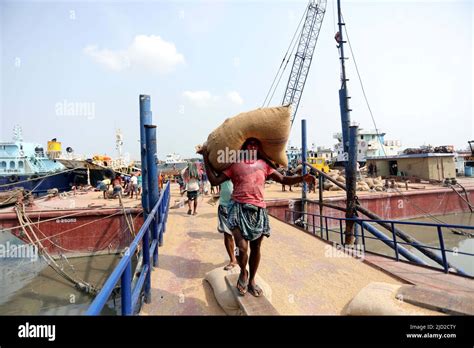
[197,106,291,172]
[341,282,441,315]
[204,267,272,316]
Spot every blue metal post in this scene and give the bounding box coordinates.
[301,119,307,198]
[159,196,164,247]
[339,89,350,155]
[139,95,152,219]
[318,174,324,236]
[345,125,358,244]
[145,125,160,268]
[301,119,307,226]
[121,261,132,315]
[437,226,449,273]
[391,222,399,261]
[336,0,351,156]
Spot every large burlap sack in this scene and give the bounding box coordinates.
[364,178,374,187]
[323,182,333,191]
[198,106,291,172]
[329,185,342,191]
[336,175,346,183]
[342,282,439,315]
[204,267,272,316]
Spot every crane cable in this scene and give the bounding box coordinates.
[341,13,469,234]
[262,4,308,107]
[15,203,100,295]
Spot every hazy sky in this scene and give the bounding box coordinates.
[1,0,472,160]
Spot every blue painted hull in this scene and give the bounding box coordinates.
[0,172,74,196]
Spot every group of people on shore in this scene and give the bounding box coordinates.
[96,172,142,199]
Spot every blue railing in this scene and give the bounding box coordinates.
[285,209,474,276]
[86,182,171,315]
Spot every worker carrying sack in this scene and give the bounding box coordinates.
[196,105,291,172]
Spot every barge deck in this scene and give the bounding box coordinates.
[140,185,473,315]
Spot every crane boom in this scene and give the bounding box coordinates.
[282,0,327,126]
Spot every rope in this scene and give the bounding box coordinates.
[0,168,76,188]
[15,203,100,295]
[0,189,22,205]
[25,210,124,244]
[1,199,140,234]
[118,193,136,238]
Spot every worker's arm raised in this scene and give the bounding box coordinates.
[202,152,230,186]
[269,170,315,186]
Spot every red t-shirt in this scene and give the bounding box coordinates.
[223,159,275,208]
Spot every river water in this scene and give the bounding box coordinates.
[362,212,474,276]
[0,252,123,315]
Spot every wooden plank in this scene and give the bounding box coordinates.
[397,285,474,316]
[225,274,279,316]
[364,254,474,296]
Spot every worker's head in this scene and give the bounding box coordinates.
[242,138,260,152]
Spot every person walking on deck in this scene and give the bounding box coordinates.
[183,162,201,215]
[203,138,315,297]
[137,172,142,197]
[217,180,237,270]
[130,174,138,199]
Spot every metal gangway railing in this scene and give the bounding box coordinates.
[86,182,171,315]
[285,210,474,277]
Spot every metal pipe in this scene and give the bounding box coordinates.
[345,125,358,244]
[357,205,467,275]
[304,162,346,190]
[360,221,428,266]
[301,119,308,226]
[121,261,132,315]
[144,125,159,302]
[139,95,152,219]
[336,0,351,155]
[306,199,345,213]
[301,119,307,201]
[145,124,160,258]
[318,174,324,236]
[437,226,449,273]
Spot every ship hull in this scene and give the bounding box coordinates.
[0,173,73,196]
[57,159,118,188]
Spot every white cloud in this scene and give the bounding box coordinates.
[84,35,185,73]
[83,45,128,71]
[227,91,243,105]
[183,90,219,107]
